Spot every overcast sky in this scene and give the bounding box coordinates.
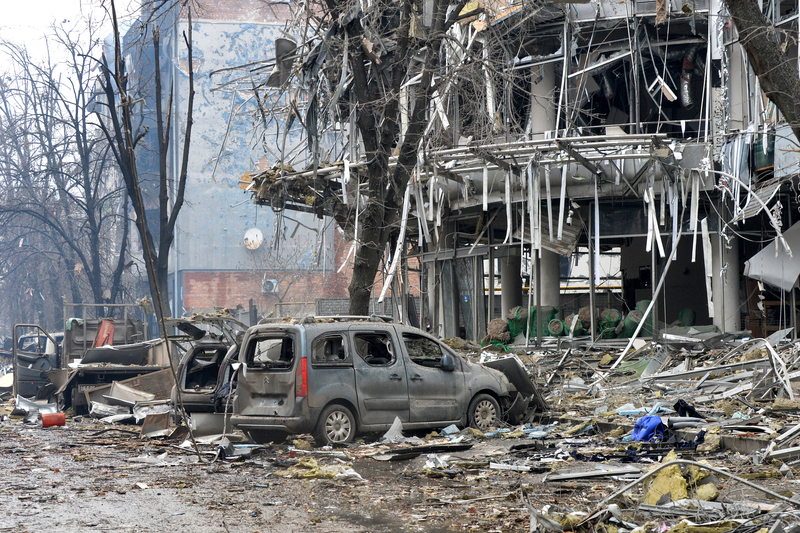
[0,1,94,49]
[0,0,140,68]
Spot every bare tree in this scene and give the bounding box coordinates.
[95,0,195,332]
[0,25,132,326]
[241,0,473,315]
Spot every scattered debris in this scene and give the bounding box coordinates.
[4,316,800,532]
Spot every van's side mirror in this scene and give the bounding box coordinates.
[441,353,455,371]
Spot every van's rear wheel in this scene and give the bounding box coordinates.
[314,404,355,446]
[468,394,500,431]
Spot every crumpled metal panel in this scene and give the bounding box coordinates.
[743,221,800,292]
[513,220,581,257]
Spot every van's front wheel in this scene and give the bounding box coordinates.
[468,394,500,431]
[314,404,356,446]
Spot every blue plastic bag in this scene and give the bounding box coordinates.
[631,415,666,441]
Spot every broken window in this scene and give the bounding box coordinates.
[312,334,350,367]
[353,333,395,367]
[245,336,294,369]
[403,333,447,369]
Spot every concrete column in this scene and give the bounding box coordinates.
[500,254,523,316]
[711,234,740,332]
[538,249,561,309]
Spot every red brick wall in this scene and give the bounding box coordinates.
[182,227,352,316]
[181,269,345,315]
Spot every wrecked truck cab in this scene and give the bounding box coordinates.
[12,325,63,399]
[46,316,164,411]
[229,317,538,446]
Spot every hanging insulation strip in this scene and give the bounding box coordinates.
[378,184,412,302]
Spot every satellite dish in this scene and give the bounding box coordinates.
[243,228,264,250]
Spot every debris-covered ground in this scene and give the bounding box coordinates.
[3,330,800,533]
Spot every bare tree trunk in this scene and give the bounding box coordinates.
[727,0,800,142]
[97,1,194,330]
[342,0,459,316]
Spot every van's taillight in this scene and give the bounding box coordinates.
[295,357,307,398]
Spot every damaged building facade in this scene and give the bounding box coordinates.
[124,0,347,321]
[245,0,800,342]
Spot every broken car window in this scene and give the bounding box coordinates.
[312,334,350,367]
[403,334,449,369]
[185,347,227,390]
[353,333,395,366]
[246,336,294,369]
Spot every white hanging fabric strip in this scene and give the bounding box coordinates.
[414,178,430,244]
[659,179,666,226]
[681,167,688,205]
[732,136,742,219]
[701,217,715,317]
[504,171,513,244]
[557,164,567,240]
[337,181,359,273]
[482,163,489,211]
[691,170,700,262]
[520,180,525,260]
[432,90,450,130]
[545,166,554,242]
[645,190,653,253]
[383,242,392,274]
[671,181,678,260]
[650,187,666,258]
[644,187,666,258]
[533,165,541,254]
[428,166,435,221]
[378,184,412,302]
[594,177,601,285]
[436,186,444,227]
[341,158,350,205]
[527,162,535,251]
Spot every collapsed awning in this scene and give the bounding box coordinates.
[731,177,782,223]
[743,221,800,292]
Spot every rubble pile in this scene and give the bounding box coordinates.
[3,325,800,532]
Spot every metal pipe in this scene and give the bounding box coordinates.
[602,71,616,99]
[680,44,699,109]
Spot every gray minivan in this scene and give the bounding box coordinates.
[230,318,530,445]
